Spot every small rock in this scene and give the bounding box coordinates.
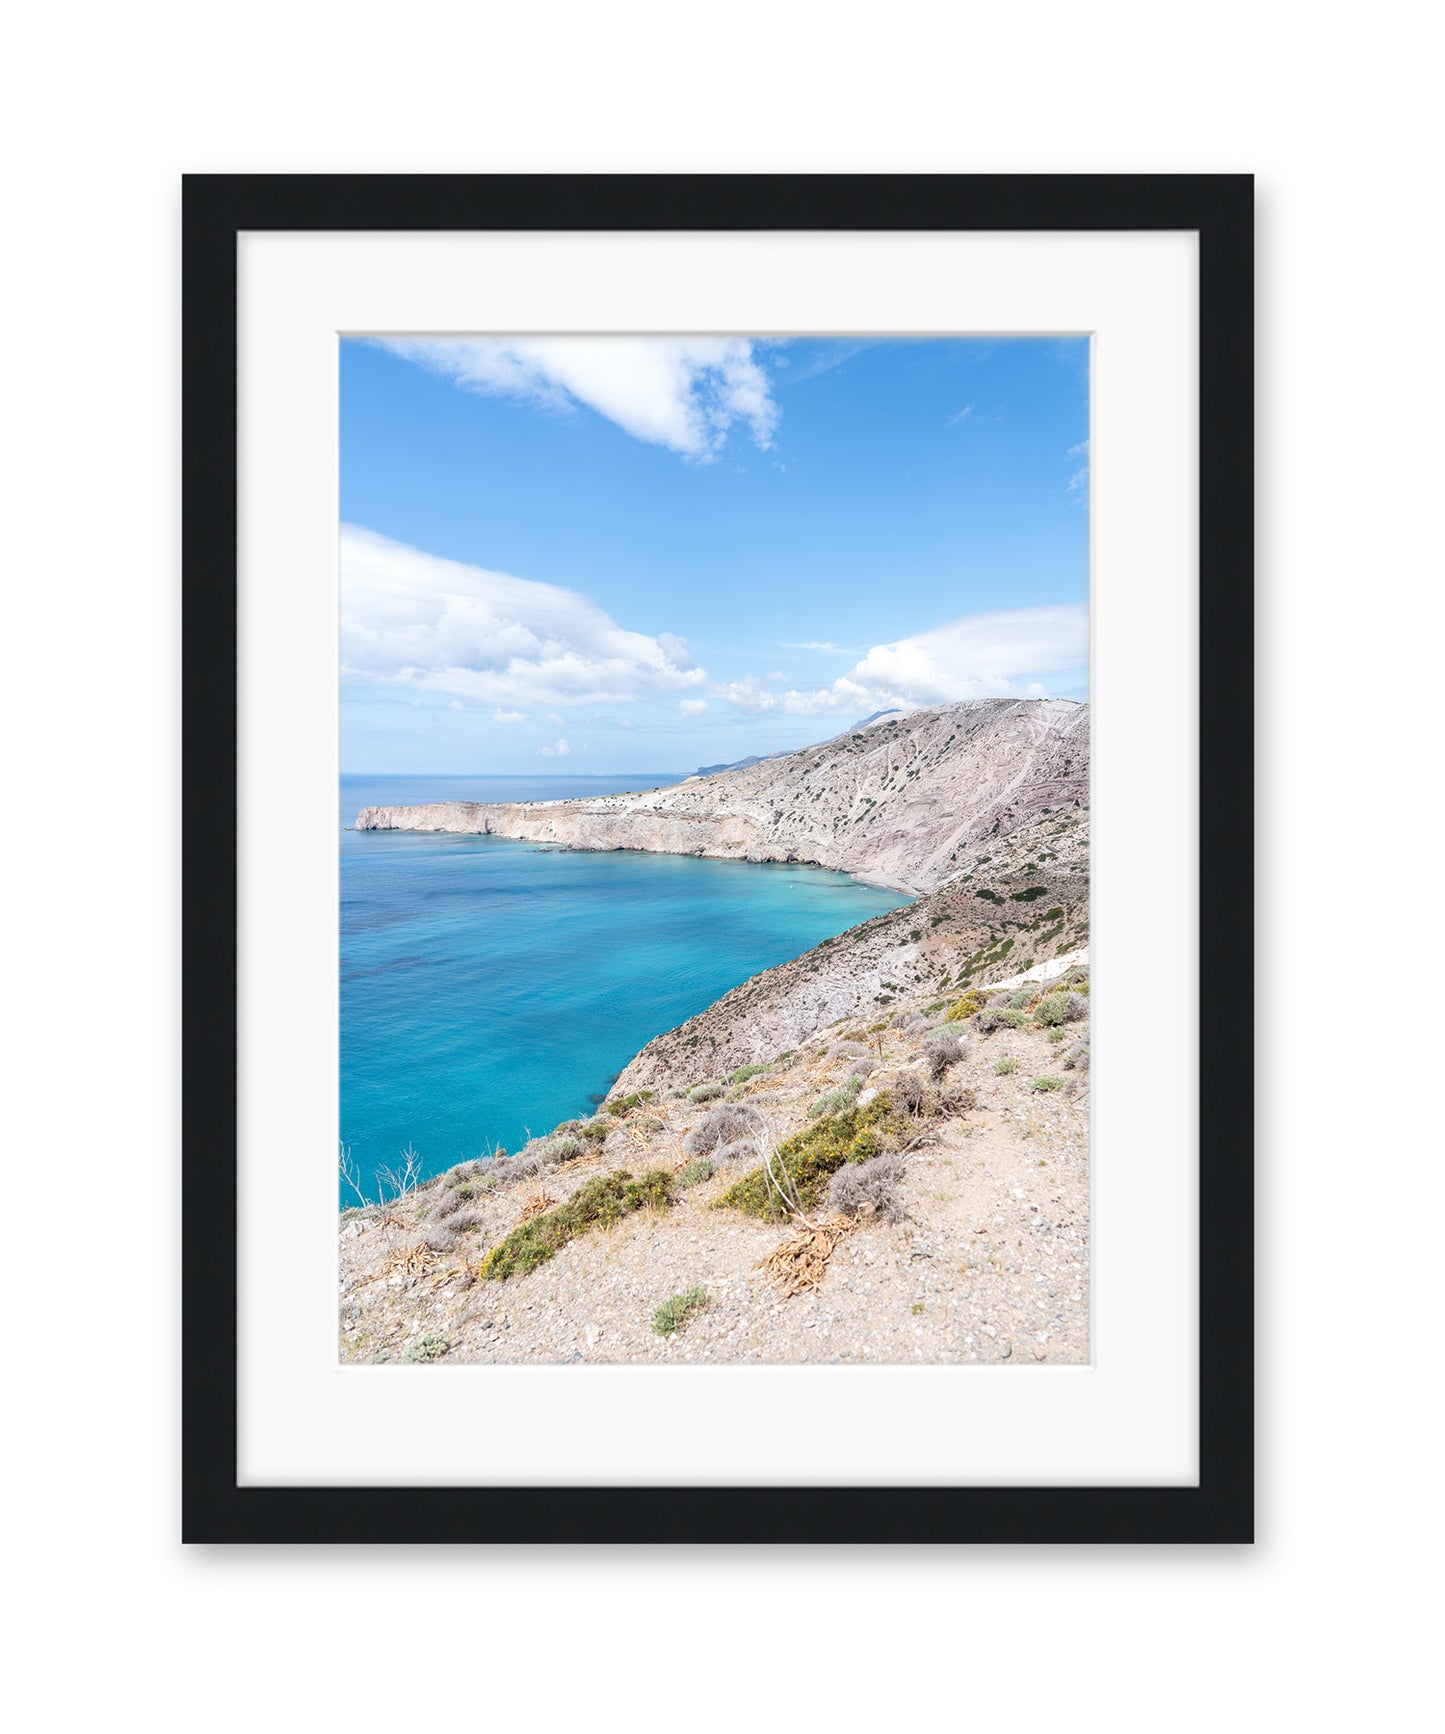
[999,1342,1012,1358]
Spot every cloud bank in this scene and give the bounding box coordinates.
[719,606,1088,718]
[375,336,778,459]
[340,526,705,711]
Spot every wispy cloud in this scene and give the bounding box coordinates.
[373,336,778,460]
[1065,438,1090,505]
[678,698,709,716]
[715,607,1088,718]
[340,525,706,711]
[771,339,876,387]
[946,404,975,426]
[779,640,855,654]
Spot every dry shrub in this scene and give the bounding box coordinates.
[921,1031,964,1081]
[380,1240,441,1280]
[887,1069,936,1118]
[757,1213,859,1295]
[684,1101,761,1157]
[825,1150,908,1223]
[517,1191,556,1223]
[713,1137,759,1164]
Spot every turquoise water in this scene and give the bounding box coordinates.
[340,774,910,1200]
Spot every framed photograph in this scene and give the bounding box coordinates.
[183,173,1253,1543]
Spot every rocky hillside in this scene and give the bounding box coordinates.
[338,952,1092,1367]
[615,807,1089,1094]
[355,697,1089,895]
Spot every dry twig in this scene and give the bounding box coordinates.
[517,1191,556,1224]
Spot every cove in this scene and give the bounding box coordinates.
[340,774,910,1200]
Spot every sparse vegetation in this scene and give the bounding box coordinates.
[809,1073,864,1120]
[729,1062,771,1084]
[652,1286,709,1336]
[478,1168,676,1280]
[994,1056,1019,1075]
[687,1081,726,1104]
[714,1094,894,1221]
[1030,1076,1064,1092]
[402,1333,450,1362]
[676,1156,714,1189]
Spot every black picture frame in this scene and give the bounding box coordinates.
[183,173,1253,1545]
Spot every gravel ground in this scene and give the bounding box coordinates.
[339,1012,1090,1367]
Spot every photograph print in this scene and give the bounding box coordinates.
[338,332,1091,1366]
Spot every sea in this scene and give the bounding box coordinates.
[340,773,910,1200]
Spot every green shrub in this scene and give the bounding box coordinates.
[652,1285,708,1336]
[687,1081,726,1104]
[1047,1027,1066,1043]
[1008,987,1036,1010]
[402,1333,450,1362]
[1035,992,1069,1026]
[578,1118,611,1144]
[994,1056,1019,1075]
[676,1157,714,1189]
[1030,1076,1064,1092]
[604,1089,655,1116]
[808,1073,863,1120]
[478,1168,677,1281]
[945,991,982,1023]
[541,1133,584,1164]
[714,1095,895,1222]
[729,1062,771,1084]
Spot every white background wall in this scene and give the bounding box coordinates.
[5,4,1437,1728]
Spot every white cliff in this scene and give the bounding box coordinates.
[355,697,1089,895]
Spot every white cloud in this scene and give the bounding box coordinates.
[375,336,779,460]
[780,640,855,653]
[711,672,785,715]
[492,708,527,724]
[537,739,570,757]
[679,698,709,716]
[947,404,975,426]
[715,607,1088,718]
[340,525,706,712]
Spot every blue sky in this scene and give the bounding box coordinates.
[340,335,1089,773]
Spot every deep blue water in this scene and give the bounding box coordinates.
[340,774,910,1199]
